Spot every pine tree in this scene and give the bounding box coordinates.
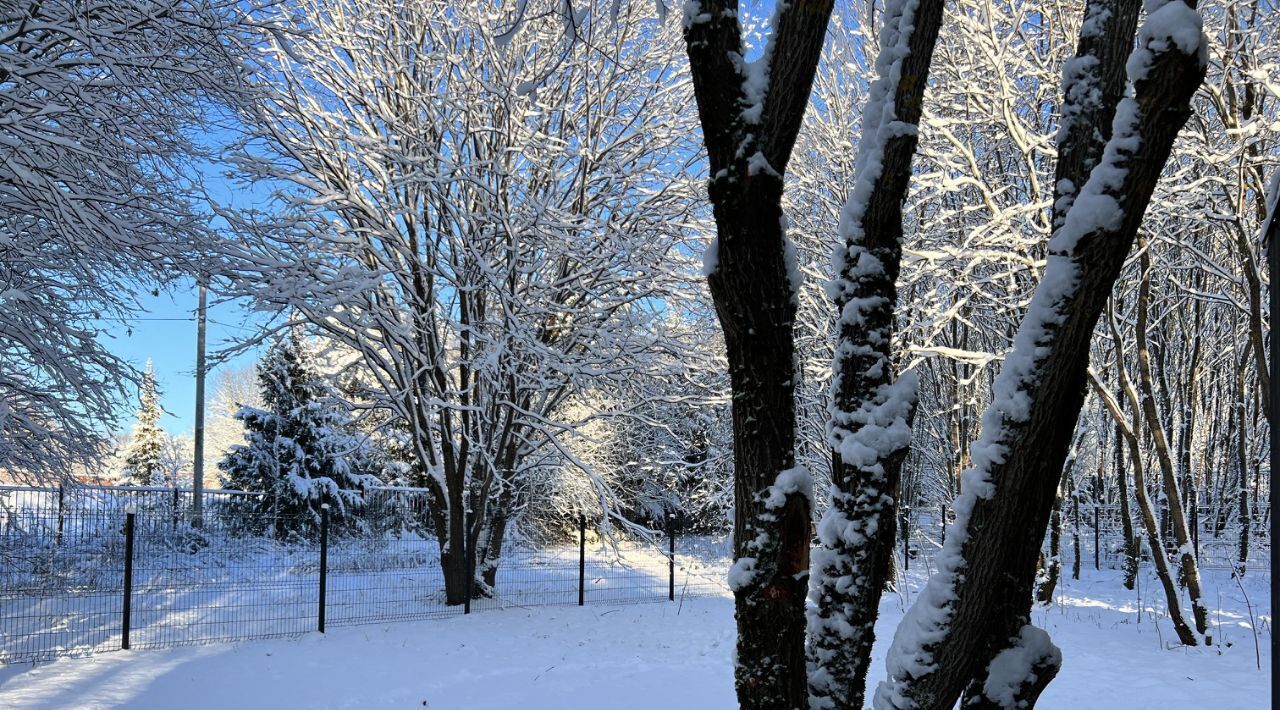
[219,329,377,538]
[120,362,166,486]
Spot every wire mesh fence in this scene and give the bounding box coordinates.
[898,502,1271,573]
[0,487,726,665]
[1,485,1266,666]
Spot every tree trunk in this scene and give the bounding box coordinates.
[876,1,1205,705]
[1036,487,1064,604]
[1118,417,1140,589]
[808,0,946,707]
[1071,475,1081,581]
[1091,369,1199,645]
[1134,234,1208,634]
[680,3,834,706]
[1236,343,1251,575]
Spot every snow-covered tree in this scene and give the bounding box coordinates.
[204,362,263,479]
[678,0,837,704]
[219,330,378,538]
[220,0,701,602]
[879,1,1210,705]
[532,309,734,540]
[119,363,166,486]
[0,1,253,484]
[159,433,195,489]
[806,1,945,706]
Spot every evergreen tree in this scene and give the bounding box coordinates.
[219,329,377,538]
[120,362,166,486]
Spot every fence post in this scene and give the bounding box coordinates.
[578,514,586,606]
[318,504,329,633]
[900,506,909,571]
[667,513,675,602]
[171,486,179,532]
[1093,504,1100,571]
[56,484,65,545]
[463,509,472,615]
[122,511,135,650]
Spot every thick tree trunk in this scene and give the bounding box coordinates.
[876,2,1205,706]
[807,1,945,707]
[681,3,834,706]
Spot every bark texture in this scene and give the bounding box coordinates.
[876,1,1206,707]
[807,1,946,708]
[681,3,834,706]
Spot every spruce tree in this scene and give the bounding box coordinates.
[219,330,377,538]
[120,361,166,486]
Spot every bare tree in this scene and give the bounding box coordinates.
[223,0,700,603]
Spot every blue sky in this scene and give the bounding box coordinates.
[106,284,261,437]
[108,138,269,437]
[105,2,784,438]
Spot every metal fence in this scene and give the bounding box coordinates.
[2,485,1268,666]
[898,502,1271,572]
[0,487,726,665]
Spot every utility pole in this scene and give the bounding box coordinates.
[192,279,207,528]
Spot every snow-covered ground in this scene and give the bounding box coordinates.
[0,563,1268,709]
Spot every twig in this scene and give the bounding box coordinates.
[1231,571,1261,671]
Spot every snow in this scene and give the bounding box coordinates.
[762,465,812,510]
[1,566,1267,709]
[726,556,757,591]
[831,372,918,474]
[829,0,922,293]
[682,1,711,29]
[1079,3,1112,39]
[824,0,923,468]
[701,237,719,277]
[739,2,790,124]
[981,625,1062,708]
[782,221,802,306]
[1126,1,1205,83]
[746,150,779,177]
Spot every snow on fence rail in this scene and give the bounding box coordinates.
[0,489,728,665]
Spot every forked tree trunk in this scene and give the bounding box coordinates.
[680,3,835,706]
